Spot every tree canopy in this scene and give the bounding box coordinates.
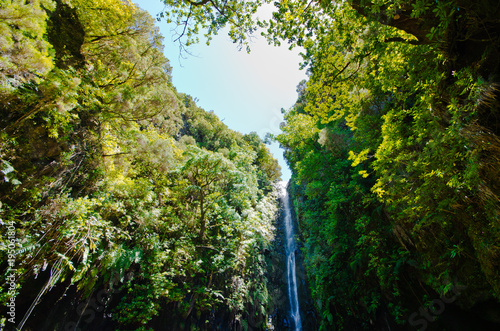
[0,1,282,329]
[1,0,500,330]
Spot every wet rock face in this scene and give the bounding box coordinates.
[265,195,290,330]
[288,190,318,331]
[281,182,302,330]
[265,183,318,331]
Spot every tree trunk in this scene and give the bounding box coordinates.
[348,0,435,44]
[199,194,206,242]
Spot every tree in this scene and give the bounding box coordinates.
[1,1,281,329]
[0,0,55,89]
[177,146,241,241]
[158,0,270,52]
[270,0,500,328]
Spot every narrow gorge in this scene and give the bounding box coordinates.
[281,182,302,331]
[2,0,500,330]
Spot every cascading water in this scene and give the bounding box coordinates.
[280,181,302,331]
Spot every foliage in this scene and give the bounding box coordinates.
[1,0,500,329]
[0,0,55,89]
[0,1,281,330]
[273,0,500,329]
[158,0,271,52]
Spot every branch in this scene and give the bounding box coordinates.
[329,59,353,83]
[185,0,211,5]
[384,37,422,45]
[98,43,155,89]
[304,0,315,12]
[175,0,237,46]
[196,245,218,251]
[88,29,141,43]
[349,0,433,44]
[325,51,372,85]
[174,6,193,43]
[101,152,131,157]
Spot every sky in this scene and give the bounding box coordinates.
[133,0,307,180]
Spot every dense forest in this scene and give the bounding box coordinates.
[272,0,500,330]
[1,0,500,330]
[0,0,282,329]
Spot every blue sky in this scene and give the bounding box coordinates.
[133,0,306,180]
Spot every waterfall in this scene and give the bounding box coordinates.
[280,181,302,331]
